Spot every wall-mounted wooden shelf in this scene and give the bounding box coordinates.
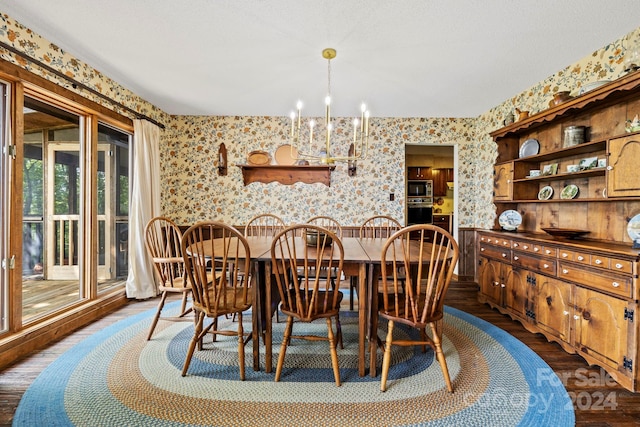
[237,164,335,186]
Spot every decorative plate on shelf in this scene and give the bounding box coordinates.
[247,150,271,165]
[538,186,554,200]
[627,213,640,241]
[541,228,590,239]
[519,138,540,158]
[274,144,298,165]
[560,184,579,199]
[498,210,522,231]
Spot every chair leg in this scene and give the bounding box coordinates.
[335,312,344,349]
[146,291,168,340]
[326,317,341,387]
[275,316,294,382]
[430,322,453,393]
[179,291,191,317]
[182,311,205,376]
[349,276,357,311]
[420,328,428,353]
[237,312,245,381]
[380,320,395,392]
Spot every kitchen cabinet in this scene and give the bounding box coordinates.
[407,166,431,180]
[479,72,640,392]
[432,168,453,196]
[433,214,452,234]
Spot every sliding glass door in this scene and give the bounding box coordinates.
[0,81,8,334]
[20,95,130,322]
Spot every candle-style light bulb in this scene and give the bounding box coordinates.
[290,111,295,137]
[353,118,358,143]
[296,101,302,138]
[309,120,315,146]
[364,110,370,135]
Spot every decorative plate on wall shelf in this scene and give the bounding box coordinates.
[538,186,554,200]
[498,210,522,231]
[519,139,540,158]
[247,150,271,165]
[560,184,579,199]
[274,144,298,165]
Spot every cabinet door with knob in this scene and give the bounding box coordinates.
[607,135,640,198]
[493,163,513,201]
[478,256,509,308]
[535,275,573,344]
[407,166,430,180]
[573,286,634,378]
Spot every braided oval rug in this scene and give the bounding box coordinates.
[14,301,574,426]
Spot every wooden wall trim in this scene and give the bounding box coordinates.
[0,290,128,370]
[0,57,133,130]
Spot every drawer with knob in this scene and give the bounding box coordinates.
[558,261,633,299]
[512,251,557,275]
[479,243,511,261]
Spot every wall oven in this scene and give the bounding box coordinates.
[407,198,433,225]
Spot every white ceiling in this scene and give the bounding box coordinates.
[3,1,640,118]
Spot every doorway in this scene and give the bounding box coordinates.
[405,143,458,242]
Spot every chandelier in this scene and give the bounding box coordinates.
[289,48,370,166]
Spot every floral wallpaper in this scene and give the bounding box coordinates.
[1,12,639,229]
[162,115,477,227]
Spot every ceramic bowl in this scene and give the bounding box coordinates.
[305,230,332,246]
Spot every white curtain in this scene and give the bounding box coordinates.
[125,119,162,299]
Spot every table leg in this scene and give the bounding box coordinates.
[251,260,262,371]
[264,261,273,373]
[357,263,366,377]
[369,263,380,377]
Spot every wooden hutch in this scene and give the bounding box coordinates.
[478,71,640,392]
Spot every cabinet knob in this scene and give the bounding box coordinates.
[574,315,580,320]
[493,281,499,287]
[545,249,551,254]
[501,283,506,288]
[595,259,602,265]
[615,263,623,269]
[513,243,519,248]
[514,256,519,260]
[534,247,539,252]
[502,253,507,258]
[563,310,569,316]
[577,256,584,261]
[480,248,485,252]
[562,269,569,274]
[612,282,620,288]
[543,263,549,269]
[607,165,613,171]
[562,253,568,258]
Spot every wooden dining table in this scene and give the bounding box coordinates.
[252,236,371,375]
[198,234,440,378]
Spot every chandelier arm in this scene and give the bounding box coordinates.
[288,47,370,165]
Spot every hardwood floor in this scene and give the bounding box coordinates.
[1,281,639,426]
